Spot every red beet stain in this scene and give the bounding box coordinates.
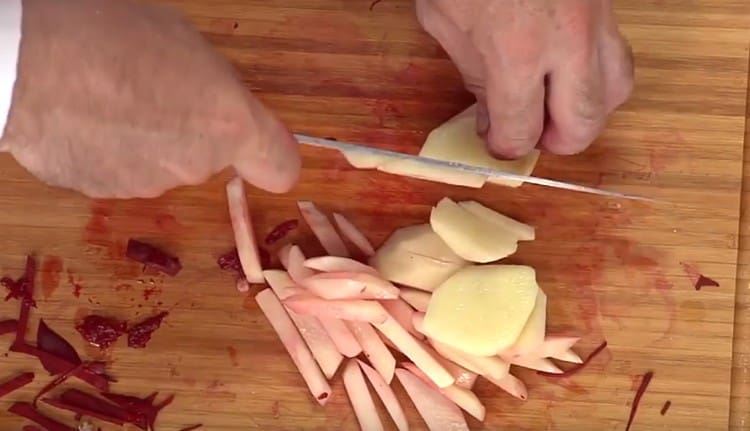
[265,219,299,245]
[67,271,84,298]
[154,214,180,231]
[630,373,644,391]
[395,62,428,85]
[84,200,126,260]
[143,286,162,301]
[227,346,239,367]
[127,312,169,348]
[85,200,113,247]
[649,148,670,175]
[40,256,63,300]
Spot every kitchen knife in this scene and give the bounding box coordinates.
[294,134,655,202]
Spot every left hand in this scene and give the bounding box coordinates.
[415,0,634,159]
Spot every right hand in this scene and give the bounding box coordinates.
[0,0,300,199]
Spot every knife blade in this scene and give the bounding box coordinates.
[294,134,655,202]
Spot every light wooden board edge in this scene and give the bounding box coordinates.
[730,48,750,430]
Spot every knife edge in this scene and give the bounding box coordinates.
[294,134,657,202]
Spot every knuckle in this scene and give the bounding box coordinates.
[489,127,542,158]
[574,95,606,126]
[611,40,635,101]
[563,119,605,152]
[613,68,635,105]
[610,77,634,108]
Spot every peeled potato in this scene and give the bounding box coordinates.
[341,149,391,169]
[423,265,539,356]
[503,288,547,358]
[430,198,518,263]
[458,200,535,241]
[419,104,540,188]
[369,224,467,292]
[377,158,486,188]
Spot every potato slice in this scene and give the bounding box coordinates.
[369,224,467,292]
[458,200,535,241]
[503,288,547,358]
[485,151,539,187]
[423,265,539,356]
[430,198,518,263]
[419,103,540,188]
[377,158,486,188]
[341,149,391,169]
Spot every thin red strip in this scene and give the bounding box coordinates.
[625,371,654,431]
[13,256,38,345]
[8,402,75,431]
[10,343,109,391]
[33,363,86,406]
[43,397,125,426]
[0,372,34,398]
[537,341,608,378]
[0,319,17,335]
[59,388,133,422]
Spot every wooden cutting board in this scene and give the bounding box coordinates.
[1,1,749,430]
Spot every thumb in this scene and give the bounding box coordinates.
[233,95,301,193]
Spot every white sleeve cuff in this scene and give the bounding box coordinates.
[0,0,22,140]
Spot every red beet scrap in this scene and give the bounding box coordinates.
[76,315,127,349]
[265,219,299,245]
[126,239,182,276]
[259,246,271,268]
[2,256,38,344]
[0,372,34,398]
[695,274,720,290]
[38,319,82,366]
[217,248,244,277]
[538,341,608,378]
[660,400,671,416]
[22,426,43,431]
[8,402,75,431]
[102,391,174,430]
[2,255,37,306]
[625,371,654,431]
[0,319,18,335]
[43,389,135,426]
[127,311,169,348]
[11,342,110,392]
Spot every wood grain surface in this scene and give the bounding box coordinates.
[1,1,749,430]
